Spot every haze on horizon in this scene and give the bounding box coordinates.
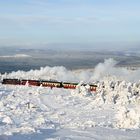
[0,0,140,50]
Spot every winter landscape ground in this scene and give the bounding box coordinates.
[0,58,140,140]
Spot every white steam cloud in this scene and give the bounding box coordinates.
[1,58,140,83]
[92,58,118,80]
[92,58,140,82]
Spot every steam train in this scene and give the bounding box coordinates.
[2,78,97,92]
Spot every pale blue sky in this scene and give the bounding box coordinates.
[0,0,140,48]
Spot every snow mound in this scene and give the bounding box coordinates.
[115,106,140,129]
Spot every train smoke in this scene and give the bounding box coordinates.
[92,58,140,82]
[1,58,140,83]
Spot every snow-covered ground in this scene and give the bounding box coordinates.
[0,54,31,58]
[0,59,140,140]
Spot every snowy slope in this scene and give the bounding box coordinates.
[0,59,140,140]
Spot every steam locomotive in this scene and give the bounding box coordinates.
[2,78,97,92]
